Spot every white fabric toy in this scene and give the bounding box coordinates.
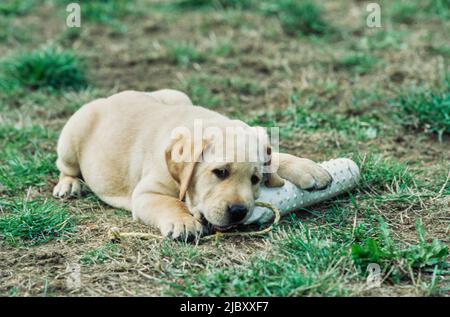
[245,158,360,224]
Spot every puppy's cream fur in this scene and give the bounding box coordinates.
[53,90,331,239]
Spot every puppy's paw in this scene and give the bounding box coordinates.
[53,176,82,198]
[158,214,204,241]
[290,159,332,190]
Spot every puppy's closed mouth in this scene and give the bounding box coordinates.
[213,224,235,232]
[199,214,236,233]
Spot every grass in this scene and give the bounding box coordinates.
[168,225,354,296]
[80,243,120,265]
[170,212,448,296]
[0,199,76,245]
[0,124,55,159]
[178,76,221,108]
[393,88,450,141]
[246,93,384,142]
[425,0,450,20]
[427,45,450,58]
[355,219,448,269]
[389,1,419,24]
[173,0,255,10]
[0,125,58,194]
[0,46,88,92]
[81,0,135,21]
[223,77,264,95]
[0,0,34,16]
[382,0,450,23]
[0,154,57,194]
[356,29,407,51]
[0,18,30,44]
[262,0,329,36]
[182,74,264,97]
[334,53,379,75]
[165,41,206,66]
[355,153,415,193]
[352,219,448,283]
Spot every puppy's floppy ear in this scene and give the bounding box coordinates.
[165,133,208,201]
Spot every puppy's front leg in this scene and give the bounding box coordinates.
[132,191,204,240]
[272,153,332,190]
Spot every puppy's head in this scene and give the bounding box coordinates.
[166,125,283,231]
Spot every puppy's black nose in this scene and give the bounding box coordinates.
[228,204,248,222]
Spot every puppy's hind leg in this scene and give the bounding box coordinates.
[53,132,82,198]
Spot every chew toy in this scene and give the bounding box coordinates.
[244,158,360,225]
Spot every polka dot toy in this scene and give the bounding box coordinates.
[244,158,360,224]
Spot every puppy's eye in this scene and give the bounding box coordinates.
[251,175,260,185]
[212,168,229,180]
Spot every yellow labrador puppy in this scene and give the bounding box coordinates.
[53,90,331,240]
